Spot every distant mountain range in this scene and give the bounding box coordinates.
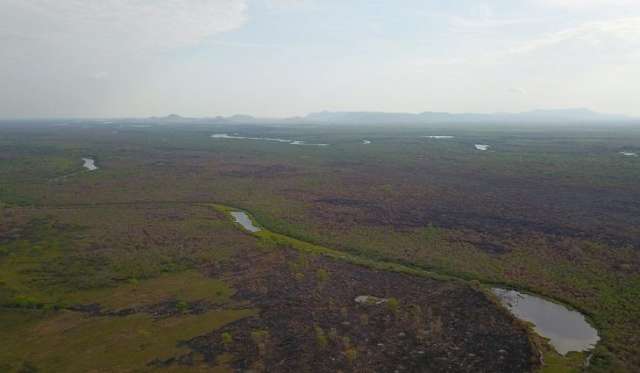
[147,108,636,125]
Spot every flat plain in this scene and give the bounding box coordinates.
[1,120,639,372]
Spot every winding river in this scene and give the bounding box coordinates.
[212,134,329,147]
[224,207,600,357]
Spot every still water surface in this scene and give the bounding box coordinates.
[230,211,261,233]
[492,288,599,355]
[82,158,98,171]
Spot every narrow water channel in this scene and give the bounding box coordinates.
[223,208,600,357]
[230,211,261,233]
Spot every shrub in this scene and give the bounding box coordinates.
[344,347,358,365]
[221,332,233,349]
[316,268,329,283]
[387,297,400,314]
[314,326,328,349]
[12,295,40,309]
[176,300,189,313]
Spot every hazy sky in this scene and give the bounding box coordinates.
[1,0,639,118]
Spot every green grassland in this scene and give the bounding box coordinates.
[0,199,258,371]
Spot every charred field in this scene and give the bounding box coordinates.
[1,119,639,372]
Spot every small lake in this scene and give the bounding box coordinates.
[492,288,599,355]
[230,211,261,233]
[82,158,98,171]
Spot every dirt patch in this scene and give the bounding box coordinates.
[313,196,638,249]
[69,299,226,319]
[466,241,511,255]
[315,197,373,208]
[218,164,299,178]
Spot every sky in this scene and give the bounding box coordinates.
[1,0,639,118]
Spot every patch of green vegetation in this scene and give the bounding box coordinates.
[386,297,400,314]
[213,205,457,281]
[316,268,329,283]
[0,200,260,371]
[0,218,76,307]
[0,308,256,373]
[67,270,233,310]
[0,184,35,206]
[1,205,240,310]
[541,350,584,373]
[221,332,233,350]
[314,326,328,349]
[421,224,442,243]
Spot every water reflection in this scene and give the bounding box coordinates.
[82,158,98,171]
[230,211,261,233]
[492,288,599,355]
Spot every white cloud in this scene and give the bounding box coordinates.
[0,0,250,118]
[509,17,640,55]
[265,0,315,11]
[1,0,639,117]
[534,0,640,9]
[407,17,640,70]
[449,16,545,30]
[0,0,248,55]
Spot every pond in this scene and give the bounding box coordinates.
[230,211,261,233]
[492,288,599,355]
[620,151,638,157]
[82,158,98,171]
